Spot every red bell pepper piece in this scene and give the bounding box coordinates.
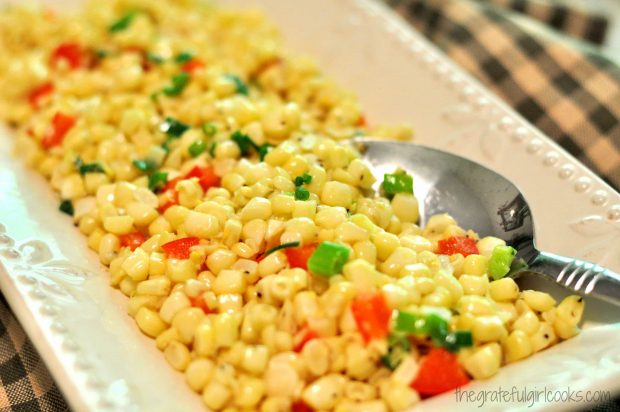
[28,82,54,109]
[357,114,367,127]
[292,401,314,412]
[190,294,214,314]
[181,58,205,73]
[119,232,147,251]
[51,42,84,69]
[185,165,220,192]
[410,347,470,397]
[41,112,76,149]
[161,237,200,260]
[350,291,392,342]
[293,327,317,352]
[437,236,479,257]
[284,244,317,271]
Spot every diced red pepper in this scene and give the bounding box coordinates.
[161,237,199,259]
[181,58,205,73]
[284,244,317,271]
[293,327,317,352]
[51,42,84,69]
[357,114,367,127]
[28,82,54,109]
[292,401,314,412]
[437,236,479,257]
[410,348,470,397]
[350,291,392,343]
[185,165,220,192]
[190,294,214,314]
[41,112,76,149]
[119,232,147,251]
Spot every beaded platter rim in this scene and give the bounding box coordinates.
[0,0,619,411]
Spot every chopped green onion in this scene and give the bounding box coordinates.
[382,172,413,198]
[425,313,449,345]
[202,123,217,137]
[163,72,190,96]
[231,130,258,156]
[263,241,301,257]
[188,140,207,158]
[95,49,110,59]
[209,142,217,158]
[294,173,313,187]
[146,52,165,64]
[380,334,411,370]
[294,187,310,201]
[75,156,105,175]
[132,159,157,172]
[488,245,517,280]
[258,144,272,161]
[148,171,168,192]
[59,199,74,216]
[444,331,474,352]
[161,117,190,137]
[108,11,138,33]
[224,74,249,96]
[79,162,105,175]
[507,257,528,277]
[394,311,427,335]
[307,241,350,277]
[174,51,194,64]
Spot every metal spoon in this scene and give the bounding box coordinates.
[355,138,620,306]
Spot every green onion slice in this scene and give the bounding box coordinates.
[382,171,413,198]
[148,171,168,192]
[59,199,74,216]
[307,241,350,277]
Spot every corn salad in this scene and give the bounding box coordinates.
[0,1,584,411]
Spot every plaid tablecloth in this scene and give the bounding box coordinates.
[1,0,619,411]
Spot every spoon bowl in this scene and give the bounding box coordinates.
[355,138,620,306]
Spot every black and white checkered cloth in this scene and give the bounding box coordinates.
[0,0,619,411]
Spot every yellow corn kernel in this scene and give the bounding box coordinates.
[172,307,205,344]
[512,311,540,335]
[126,202,158,227]
[457,296,496,316]
[202,381,232,411]
[207,248,238,275]
[462,342,502,379]
[103,215,134,235]
[185,358,215,392]
[489,278,520,301]
[167,258,198,283]
[391,193,419,224]
[476,236,506,257]
[164,340,191,371]
[159,292,191,323]
[399,235,432,253]
[462,254,489,276]
[240,197,272,222]
[213,270,247,295]
[459,274,489,296]
[194,321,216,357]
[135,307,167,338]
[241,345,269,375]
[177,179,204,209]
[521,290,556,312]
[321,181,353,208]
[301,374,346,410]
[184,210,220,239]
[472,315,508,342]
[214,313,242,349]
[503,330,533,363]
[121,247,149,282]
[148,216,172,236]
[530,322,558,352]
[136,277,171,296]
[232,375,264,409]
[373,231,399,261]
[98,233,120,265]
[127,295,161,317]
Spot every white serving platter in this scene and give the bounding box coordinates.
[0,0,619,411]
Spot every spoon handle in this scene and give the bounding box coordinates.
[527,251,620,307]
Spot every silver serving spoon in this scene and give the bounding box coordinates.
[355,138,620,306]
